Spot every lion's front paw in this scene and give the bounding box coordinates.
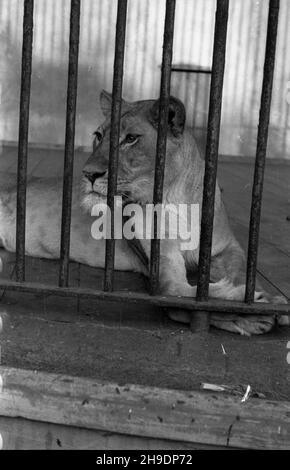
[278,315,290,326]
[270,295,290,326]
[253,292,289,327]
[258,293,290,326]
[210,315,275,336]
[272,295,288,304]
[167,310,275,335]
[255,291,288,304]
[166,308,191,324]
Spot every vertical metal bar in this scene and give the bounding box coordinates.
[15,0,34,282]
[59,0,80,287]
[193,0,229,332]
[104,0,128,292]
[245,0,280,302]
[149,0,176,295]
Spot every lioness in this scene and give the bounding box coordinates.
[0,91,288,335]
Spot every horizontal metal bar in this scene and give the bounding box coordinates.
[150,0,176,295]
[171,66,211,74]
[194,0,229,332]
[16,0,34,283]
[245,0,280,303]
[104,0,128,292]
[0,280,289,317]
[59,0,81,288]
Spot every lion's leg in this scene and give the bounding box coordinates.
[159,241,275,335]
[211,240,287,302]
[139,239,196,297]
[139,239,246,299]
[209,241,289,333]
[158,239,288,335]
[138,239,277,333]
[135,238,287,334]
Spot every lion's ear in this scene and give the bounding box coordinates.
[150,96,186,137]
[100,90,133,117]
[100,90,112,117]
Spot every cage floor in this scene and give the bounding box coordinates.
[0,144,290,400]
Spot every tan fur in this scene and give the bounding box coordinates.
[0,91,288,334]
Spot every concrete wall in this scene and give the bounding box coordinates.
[0,0,289,158]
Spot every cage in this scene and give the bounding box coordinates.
[0,0,289,450]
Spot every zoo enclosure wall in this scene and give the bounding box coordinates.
[1,0,290,159]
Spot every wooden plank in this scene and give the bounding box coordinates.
[0,367,289,449]
[218,161,290,297]
[218,161,290,255]
[1,416,211,450]
[0,147,18,173]
[219,155,290,166]
[30,148,88,177]
[0,146,42,176]
[1,278,290,315]
[0,249,148,293]
[0,145,89,178]
[228,218,290,298]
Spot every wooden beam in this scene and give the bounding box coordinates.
[0,416,223,450]
[0,280,289,317]
[0,367,289,449]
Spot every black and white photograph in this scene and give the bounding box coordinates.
[0,0,289,452]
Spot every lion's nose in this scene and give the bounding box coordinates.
[83,170,106,185]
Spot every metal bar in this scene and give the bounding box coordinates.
[59,0,80,287]
[245,0,280,302]
[149,0,176,295]
[193,0,229,332]
[0,280,289,317]
[104,0,128,292]
[15,0,34,282]
[171,67,211,74]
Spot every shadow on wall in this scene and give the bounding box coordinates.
[0,24,107,148]
[0,0,215,153]
[0,22,210,154]
[0,0,165,149]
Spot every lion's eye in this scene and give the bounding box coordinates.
[94,130,103,142]
[125,134,139,144]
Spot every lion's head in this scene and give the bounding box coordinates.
[81,90,188,211]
